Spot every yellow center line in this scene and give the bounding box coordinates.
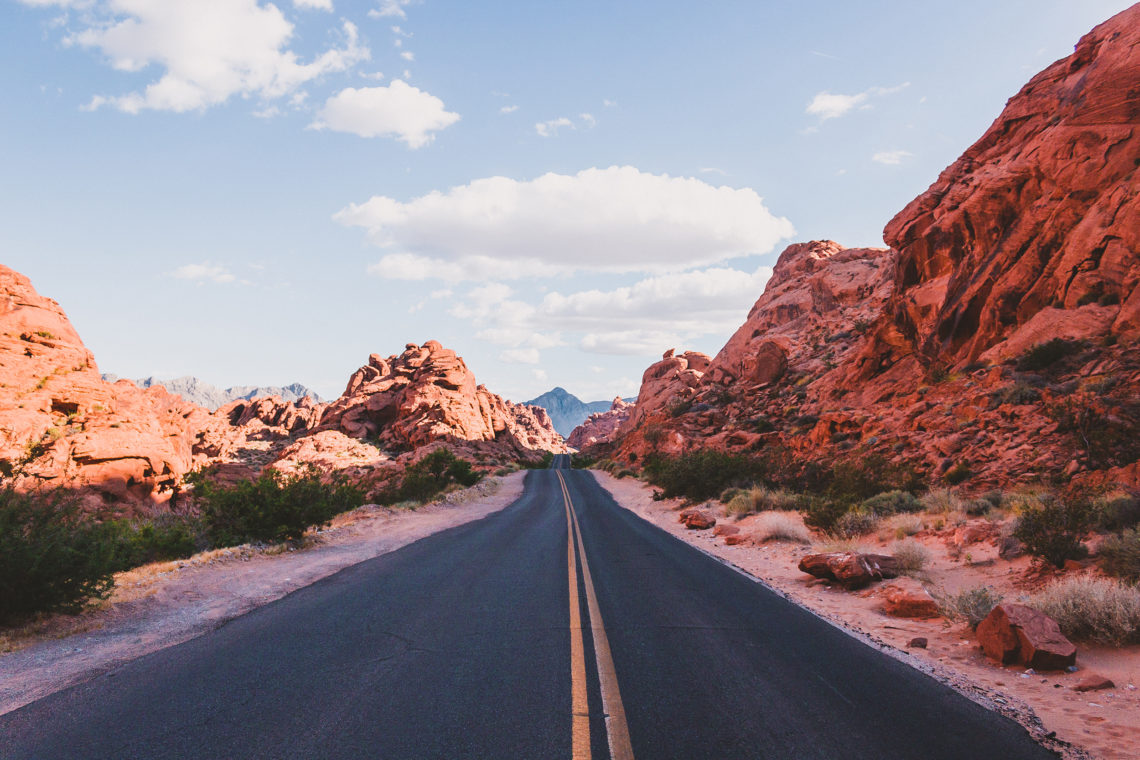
[558,468,635,760]
[564,465,592,759]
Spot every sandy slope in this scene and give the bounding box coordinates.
[593,470,1140,760]
[0,471,527,717]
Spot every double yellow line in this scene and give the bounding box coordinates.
[557,469,634,760]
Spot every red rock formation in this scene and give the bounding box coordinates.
[610,6,1140,490]
[0,265,211,507]
[798,552,902,590]
[976,603,1077,671]
[881,579,940,619]
[317,342,565,458]
[566,397,633,450]
[864,6,1140,376]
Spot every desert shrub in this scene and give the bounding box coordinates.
[1026,576,1140,645]
[570,453,596,470]
[725,486,806,517]
[642,450,764,502]
[962,499,991,517]
[921,488,963,514]
[382,449,482,505]
[996,382,1041,406]
[891,538,932,575]
[754,512,812,544]
[802,498,851,531]
[107,513,201,570]
[944,462,972,485]
[0,484,120,625]
[615,469,636,479]
[1100,529,1140,582]
[719,487,745,504]
[193,466,363,546]
[666,398,693,417]
[835,509,880,538]
[525,451,556,470]
[1094,493,1140,532]
[1048,395,1140,469]
[881,513,925,540]
[937,585,1003,629]
[860,490,922,516]
[1017,338,1082,372]
[823,454,923,504]
[1012,492,1092,568]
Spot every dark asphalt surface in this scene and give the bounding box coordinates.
[0,455,1057,759]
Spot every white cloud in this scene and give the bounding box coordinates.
[806,82,909,121]
[500,348,540,365]
[579,112,596,128]
[340,166,793,280]
[360,70,385,80]
[67,3,367,114]
[370,0,413,18]
[699,167,727,176]
[252,105,282,119]
[171,263,236,284]
[500,104,518,114]
[533,369,549,383]
[293,0,332,10]
[872,149,913,165]
[580,330,684,356]
[535,116,573,137]
[603,99,617,107]
[400,50,414,61]
[311,81,459,147]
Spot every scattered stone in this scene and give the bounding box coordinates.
[798,552,901,590]
[679,508,716,530]
[976,604,1077,671]
[882,579,940,619]
[907,637,928,649]
[1074,675,1115,693]
[724,533,748,546]
[713,524,741,537]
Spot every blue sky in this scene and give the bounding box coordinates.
[2,0,1133,403]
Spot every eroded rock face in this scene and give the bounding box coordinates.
[317,342,565,458]
[865,7,1140,373]
[566,397,634,450]
[976,603,1077,671]
[0,265,210,507]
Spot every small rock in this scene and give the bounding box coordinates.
[976,604,1077,670]
[907,637,928,649]
[724,533,748,546]
[1074,675,1115,693]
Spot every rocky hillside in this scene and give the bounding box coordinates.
[102,375,322,410]
[0,267,563,508]
[566,397,634,450]
[603,6,1140,491]
[526,387,621,437]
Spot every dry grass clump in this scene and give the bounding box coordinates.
[1025,575,1140,645]
[753,512,812,544]
[834,509,880,538]
[921,488,964,514]
[724,487,805,517]
[879,513,925,541]
[936,585,1004,629]
[891,538,932,575]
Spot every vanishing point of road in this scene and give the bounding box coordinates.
[0,455,1056,759]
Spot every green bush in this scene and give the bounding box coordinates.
[193,466,363,546]
[802,498,851,531]
[860,490,922,515]
[1095,493,1140,532]
[642,449,764,502]
[944,462,972,485]
[0,484,120,625]
[382,449,482,505]
[525,451,556,470]
[1012,493,1092,568]
[107,514,201,570]
[937,585,1003,629]
[823,455,924,505]
[1100,529,1140,582]
[1017,338,1082,371]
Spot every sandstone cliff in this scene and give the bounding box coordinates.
[567,397,634,450]
[606,7,1140,490]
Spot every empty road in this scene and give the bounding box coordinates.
[0,455,1055,759]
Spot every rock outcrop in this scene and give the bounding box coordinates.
[0,265,211,507]
[798,552,901,590]
[317,342,564,457]
[566,397,634,450]
[608,6,1140,490]
[109,375,323,411]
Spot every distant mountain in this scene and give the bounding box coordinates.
[101,374,323,411]
[525,387,636,437]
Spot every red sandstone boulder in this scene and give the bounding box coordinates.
[679,508,716,530]
[882,579,940,619]
[1073,675,1114,693]
[713,524,741,536]
[566,397,634,450]
[724,533,749,546]
[976,604,1077,670]
[798,552,901,590]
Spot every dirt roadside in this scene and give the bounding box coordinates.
[0,471,527,717]
[592,470,1140,760]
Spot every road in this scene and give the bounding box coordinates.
[0,455,1056,759]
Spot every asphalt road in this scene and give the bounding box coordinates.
[0,455,1056,759]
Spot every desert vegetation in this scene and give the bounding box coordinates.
[377,448,482,506]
